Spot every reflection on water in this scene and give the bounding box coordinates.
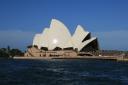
[0,59,128,85]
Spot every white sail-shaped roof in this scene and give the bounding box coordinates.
[40,28,49,48]
[78,37,97,51]
[72,25,89,50]
[33,19,99,51]
[33,34,42,48]
[47,19,72,50]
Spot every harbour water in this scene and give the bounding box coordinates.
[0,58,128,85]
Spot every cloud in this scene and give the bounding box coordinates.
[92,30,128,50]
[0,30,35,51]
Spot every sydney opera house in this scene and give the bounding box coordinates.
[25,19,99,57]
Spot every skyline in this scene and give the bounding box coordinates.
[0,0,128,50]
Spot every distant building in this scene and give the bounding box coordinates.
[25,19,99,57]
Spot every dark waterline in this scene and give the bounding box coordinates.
[0,59,128,85]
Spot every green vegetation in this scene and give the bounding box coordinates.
[41,47,48,51]
[27,45,38,48]
[0,46,24,58]
[0,48,9,58]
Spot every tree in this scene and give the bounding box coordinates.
[10,49,23,57]
[0,48,9,58]
[41,47,48,51]
[53,47,62,51]
[27,45,33,48]
[27,45,38,49]
[33,45,38,48]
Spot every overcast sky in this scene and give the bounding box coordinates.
[0,0,128,50]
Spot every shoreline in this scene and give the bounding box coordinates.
[13,56,128,61]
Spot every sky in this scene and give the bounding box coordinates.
[0,0,128,51]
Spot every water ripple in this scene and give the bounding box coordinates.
[0,59,128,85]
